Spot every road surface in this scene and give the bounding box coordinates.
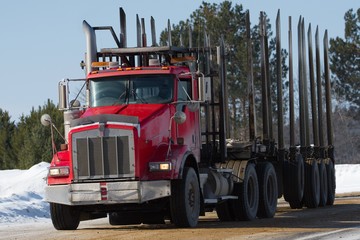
[1,197,359,240]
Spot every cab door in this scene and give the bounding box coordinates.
[176,78,200,159]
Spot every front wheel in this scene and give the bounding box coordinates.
[50,203,80,230]
[170,167,200,227]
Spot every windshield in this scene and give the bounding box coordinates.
[89,75,174,107]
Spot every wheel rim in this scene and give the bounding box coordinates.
[186,171,200,222]
[188,182,196,211]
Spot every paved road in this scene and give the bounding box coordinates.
[1,197,359,240]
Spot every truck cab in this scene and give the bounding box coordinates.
[45,42,208,228]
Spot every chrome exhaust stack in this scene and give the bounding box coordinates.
[83,20,98,75]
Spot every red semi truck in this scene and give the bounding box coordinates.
[42,8,335,230]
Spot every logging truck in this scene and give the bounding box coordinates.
[41,8,336,230]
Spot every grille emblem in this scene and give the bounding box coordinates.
[98,123,105,137]
[100,182,108,200]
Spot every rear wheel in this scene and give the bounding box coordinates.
[326,160,336,205]
[50,203,80,230]
[318,159,328,207]
[286,153,304,209]
[170,167,200,227]
[257,162,278,218]
[232,163,259,221]
[303,159,320,208]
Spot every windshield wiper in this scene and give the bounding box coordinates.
[112,90,128,105]
[131,89,147,103]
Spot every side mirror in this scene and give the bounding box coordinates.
[70,99,81,108]
[173,111,186,124]
[40,114,52,127]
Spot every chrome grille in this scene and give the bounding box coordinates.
[71,128,135,181]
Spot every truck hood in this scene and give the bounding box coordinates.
[80,104,169,124]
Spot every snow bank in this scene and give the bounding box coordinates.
[335,164,360,194]
[0,162,359,225]
[0,162,50,224]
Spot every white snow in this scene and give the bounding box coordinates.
[334,164,360,194]
[0,162,51,225]
[0,162,359,225]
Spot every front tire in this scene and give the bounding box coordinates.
[170,167,200,227]
[50,203,80,230]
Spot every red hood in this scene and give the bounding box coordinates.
[81,104,168,123]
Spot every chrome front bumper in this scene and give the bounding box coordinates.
[45,180,171,206]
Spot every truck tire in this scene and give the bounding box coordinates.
[318,160,328,207]
[283,160,291,202]
[232,163,259,221]
[287,154,304,209]
[170,167,200,227]
[326,160,336,206]
[303,159,320,208]
[216,200,236,221]
[50,203,80,230]
[256,162,278,218]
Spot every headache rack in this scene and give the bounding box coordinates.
[82,7,217,74]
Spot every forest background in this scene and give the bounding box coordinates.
[0,2,359,169]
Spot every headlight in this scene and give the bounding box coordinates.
[49,166,70,177]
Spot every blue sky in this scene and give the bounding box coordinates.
[0,0,357,121]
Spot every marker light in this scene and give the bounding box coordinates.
[91,62,119,69]
[49,166,70,177]
[149,162,172,172]
[170,56,195,64]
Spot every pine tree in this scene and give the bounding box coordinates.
[0,109,16,169]
[12,99,63,169]
[159,1,288,139]
[329,8,360,108]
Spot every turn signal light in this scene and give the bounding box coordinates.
[149,162,172,172]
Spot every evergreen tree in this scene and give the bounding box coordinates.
[12,99,63,169]
[0,109,16,169]
[160,1,288,139]
[329,8,360,108]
